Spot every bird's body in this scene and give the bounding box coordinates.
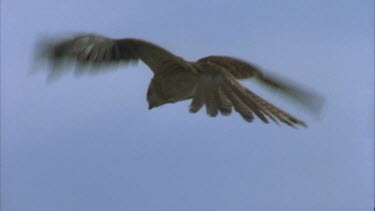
[37,34,323,127]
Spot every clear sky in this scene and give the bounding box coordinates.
[1,0,374,211]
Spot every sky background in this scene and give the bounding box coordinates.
[1,0,374,211]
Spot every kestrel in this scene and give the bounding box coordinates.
[36,34,323,127]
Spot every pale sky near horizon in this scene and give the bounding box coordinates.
[1,0,374,211]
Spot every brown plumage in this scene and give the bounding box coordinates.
[36,34,323,127]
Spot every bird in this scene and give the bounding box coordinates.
[36,34,323,127]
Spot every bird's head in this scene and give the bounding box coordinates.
[146,81,168,110]
[147,94,165,110]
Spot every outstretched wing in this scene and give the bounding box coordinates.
[198,56,263,79]
[198,56,324,114]
[36,34,183,78]
[189,61,307,127]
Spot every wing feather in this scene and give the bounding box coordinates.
[214,88,232,116]
[190,61,306,127]
[204,86,219,117]
[189,86,205,113]
[198,56,323,115]
[220,83,254,122]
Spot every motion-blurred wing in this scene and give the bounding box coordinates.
[36,34,182,79]
[189,62,306,127]
[198,55,324,114]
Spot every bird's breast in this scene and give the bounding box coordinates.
[157,70,198,102]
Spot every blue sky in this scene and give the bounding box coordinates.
[1,0,374,210]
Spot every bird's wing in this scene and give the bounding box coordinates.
[198,56,263,79]
[36,34,181,79]
[190,62,306,127]
[198,56,324,114]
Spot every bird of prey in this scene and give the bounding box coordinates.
[36,34,323,127]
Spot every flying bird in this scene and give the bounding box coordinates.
[36,34,323,127]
